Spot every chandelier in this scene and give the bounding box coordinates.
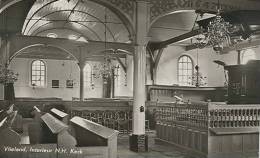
[91,8,119,81]
[196,2,234,51]
[92,57,118,79]
[0,64,19,85]
[189,50,207,87]
[206,9,232,48]
[190,65,207,87]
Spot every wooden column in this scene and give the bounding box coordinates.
[129,0,149,152]
[78,47,85,101]
[79,65,84,101]
[111,68,115,98]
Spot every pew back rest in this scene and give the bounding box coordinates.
[50,108,68,124]
[40,113,68,144]
[70,116,119,147]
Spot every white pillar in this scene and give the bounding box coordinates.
[78,47,85,101]
[79,65,84,101]
[133,45,146,135]
[130,0,149,152]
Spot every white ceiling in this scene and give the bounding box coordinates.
[148,10,215,43]
[22,0,130,43]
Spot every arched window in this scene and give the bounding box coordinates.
[84,63,92,87]
[178,55,193,86]
[241,49,256,64]
[31,60,46,87]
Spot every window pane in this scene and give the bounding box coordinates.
[183,63,187,69]
[179,63,182,69]
[178,55,193,86]
[188,63,192,69]
[31,60,46,87]
[188,70,192,75]
[183,56,187,62]
[178,70,182,76]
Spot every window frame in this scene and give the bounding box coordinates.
[177,55,194,86]
[31,59,47,88]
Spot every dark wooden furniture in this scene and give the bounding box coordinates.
[225,60,260,104]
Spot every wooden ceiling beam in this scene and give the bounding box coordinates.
[148,29,202,51]
[185,39,260,53]
[221,40,260,53]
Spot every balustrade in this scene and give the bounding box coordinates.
[154,101,260,157]
[208,104,260,128]
[69,109,150,133]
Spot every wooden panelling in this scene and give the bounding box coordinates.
[146,85,226,102]
[154,101,260,158]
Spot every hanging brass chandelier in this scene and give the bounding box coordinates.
[92,58,114,79]
[189,49,207,87]
[205,9,233,50]
[190,65,207,87]
[196,0,234,51]
[91,8,117,80]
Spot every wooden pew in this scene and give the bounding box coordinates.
[0,111,21,145]
[50,108,69,124]
[11,113,23,133]
[41,113,77,148]
[70,116,119,158]
[28,106,44,144]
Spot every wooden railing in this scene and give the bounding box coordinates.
[146,85,226,102]
[156,102,208,130]
[70,109,150,133]
[153,101,260,158]
[208,103,260,128]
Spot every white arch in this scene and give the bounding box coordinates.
[9,44,79,64]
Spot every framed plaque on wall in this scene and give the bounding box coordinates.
[66,80,74,88]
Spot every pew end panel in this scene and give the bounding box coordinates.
[70,116,119,158]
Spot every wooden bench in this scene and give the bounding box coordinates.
[28,106,43,144]
[0,111,21,146]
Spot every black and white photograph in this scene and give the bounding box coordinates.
[0,0,260,158]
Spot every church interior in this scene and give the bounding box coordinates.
[0,0,260,158]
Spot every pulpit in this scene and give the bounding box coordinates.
[225,60,260,104]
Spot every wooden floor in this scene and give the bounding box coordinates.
[117,132,195,158]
